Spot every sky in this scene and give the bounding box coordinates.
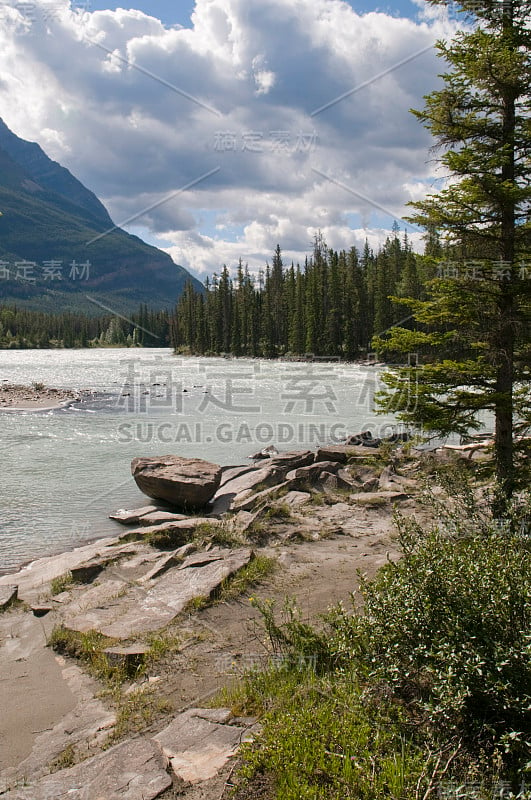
[0,0,459,279]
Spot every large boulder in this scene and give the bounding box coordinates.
[131,455,222,510]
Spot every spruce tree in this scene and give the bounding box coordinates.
[375,0,531,511]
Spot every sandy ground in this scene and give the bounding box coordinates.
[0,383,79,410]
[0,614,77,771]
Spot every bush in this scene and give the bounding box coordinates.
[331,500,531,770]
[233,486,531,797]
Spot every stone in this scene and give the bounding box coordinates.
[282,490,311,508]
[120,517,214,543]
[219,465,258,487]
[109,505,161,524]
[286,461,341,482]
[63,549,252,639]
[0,585,18,612]
[134,511,189,526]
[250,445,279,459]
[316,445,376,462]
[103,645,150,671]
[0,540,141,604]
[319,471,353,491]
[267,450,315,470]
[231,481,292,512]
[70,561,104,584]
[152,707,251,784]
[210,466,281,514]
[233,509,263,532]
[31,605,52,617]
[139,544,196,582]
[378,466,416,492]
[1,738,172,799]
[350,491,409,504]
[131,455,222,509]
[345,430,375,446]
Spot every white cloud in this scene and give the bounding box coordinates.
[0,0,456,277]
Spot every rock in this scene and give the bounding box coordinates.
[131,455,222,509]
[0,538,133,604]
[31,605,52,617]
[345,430,374,445]
[210,466,281,514]
[152,707,252,784]
[109,505,161,524]
[282,490,311,508]
[233,509,263,532]
[316,445,376,462]
[134,511,189,526]
[378,466,416,492]
[319,471,353,491]
[0,585,18,611]
[120,517,214,544]
[63,548,253,639]
[250,445,279,459]
[267,450,315,470]
[70,561,104,584]
[103,645,150,672]
[351,491,409,505]
[1,738,172,799]
[231,481,292,512]
[286,461,342,482]
[139,544,196,582]
[219,465,258,487]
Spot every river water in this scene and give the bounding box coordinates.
[0,348,404,575]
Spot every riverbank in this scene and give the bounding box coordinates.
[0,383,80,411]
[0,441,431,797]
[1,440,513,799]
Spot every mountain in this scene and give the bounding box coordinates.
[0,119,203,314]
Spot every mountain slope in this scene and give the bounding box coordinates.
[0,120,202,314]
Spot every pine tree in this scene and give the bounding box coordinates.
[375,0,531,511]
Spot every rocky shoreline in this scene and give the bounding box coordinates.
[0,441,492,799]
[0,383,80,410]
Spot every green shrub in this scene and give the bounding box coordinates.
[331,502,531,770]
[233,486,531,796]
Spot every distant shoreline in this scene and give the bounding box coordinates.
[0,383,81,411]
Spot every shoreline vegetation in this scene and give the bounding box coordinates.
[0,438,529,799]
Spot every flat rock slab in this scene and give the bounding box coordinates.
[266,450,315,470]
[2,738,171,799]
[283,491,312,507]
[109,505,162,524]
[219,464,258,487]
[120,517,214,543]
[231,481,292,512]
[0,538,125,602]
[134,511,190,526]
[350,490,409,504]
[64,548,252,640]
[316,445,377,462]
[0,585,18,611]
[286,461,341,481]
[132,455,222,509]
[153,707,251,784]
[211,466,280,514]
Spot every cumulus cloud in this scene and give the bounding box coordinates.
[0,0,456,276]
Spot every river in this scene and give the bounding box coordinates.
[0,348,403,574]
